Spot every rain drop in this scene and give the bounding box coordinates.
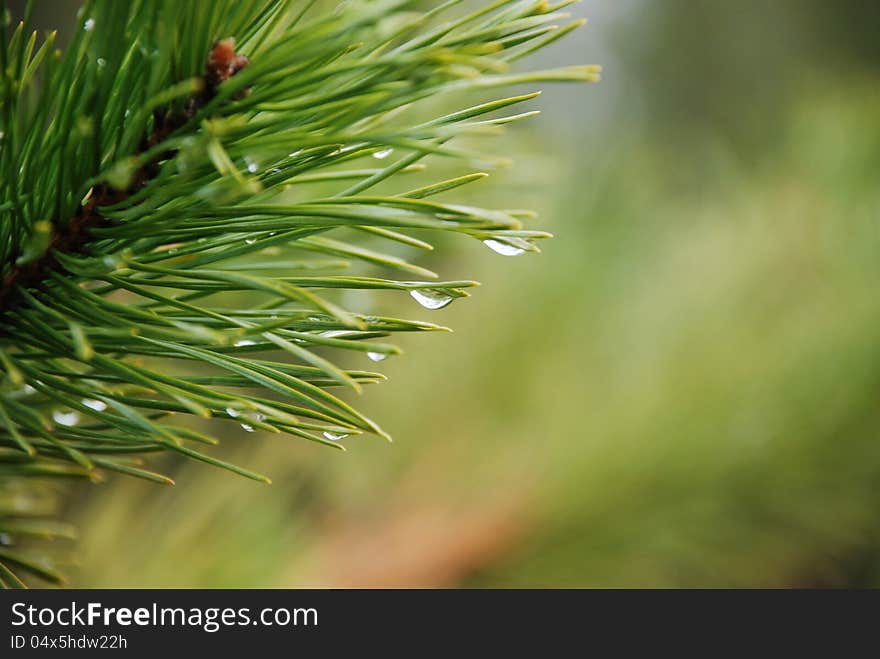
[245,238,257,245]
[320,330,352,338]
[367,352,387,362]
[97,57,106,67]
[52,410,80,426]
[235,339,257,347]
[322,431,349,442]
[82,399,107,412]
[373,148,394,160]
[410,289,454,310]
[238,411,265,432]
[84,17,95,31]
[226,407,241,418]
[483,238,526,257]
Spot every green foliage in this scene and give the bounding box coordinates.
[0,0,595,586]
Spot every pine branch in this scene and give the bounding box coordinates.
[0,37,250,312]
[0,0,597,586]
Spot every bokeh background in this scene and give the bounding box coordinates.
[30,0,880,587]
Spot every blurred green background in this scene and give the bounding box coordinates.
[45,0,880,586]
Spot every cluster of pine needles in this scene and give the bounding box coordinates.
[0,0,597,586]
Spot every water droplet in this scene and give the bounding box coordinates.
[238,410,266,432]
[166,248,178,255]
[0,532,10,545]
[320,330,353,338]
[483,238,527,257]
[373,148,394,160]
[52,410,80,426]
[367,352,387,362]
[245,238,257,245]
[84,17,95,31]
[322,431,349,441]
[16,384,36,396]
[288,150,303,158]
[410,289,454,310]
[226,407,241,418]
[235,339,257,347]
[244,157,259,173]
[82,399,107,412]
[97,57,106,67]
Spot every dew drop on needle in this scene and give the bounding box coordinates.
[53,410,80,426]
[483,238,526,257]
[410,289,454,310]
